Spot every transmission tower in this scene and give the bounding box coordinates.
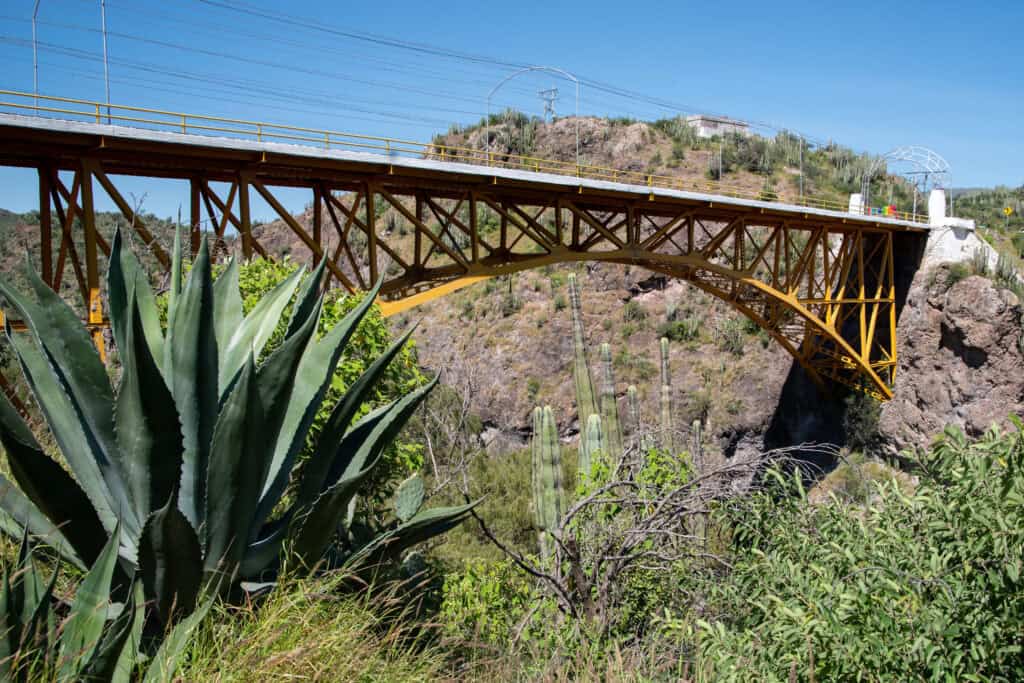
[538,87,559,121]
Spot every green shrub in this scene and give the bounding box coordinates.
[1012,232,1024,259]
[716,317,745,356]
[623,300,647,322]
[843,391,881,453]
[526,377,541,403]
[501,292,522,317]
[440,558,536,647]
[678,421,1024,682]
[946,261,971,288]
[659,317,701,343]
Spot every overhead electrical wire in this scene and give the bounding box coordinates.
[9,0,830,146]
[33,3,544,98]
[0,35,526,125]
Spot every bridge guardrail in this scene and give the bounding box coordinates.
[0,90,928,224]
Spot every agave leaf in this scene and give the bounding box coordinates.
[165,238,219,532]
[0,387,108,567]
[0,276,138,542]
[323,376,438,493]
[291,463,379,569]
[79,580,138,682]
[257,280,383,524]
[394,474,424,523]
[164,224,183,352]
[0,401,86,569]
[115,294,184,527]
[346,500,480,569]
[111,581,145,683]
[108,229,164,368]
[0,263,116,451]
[139,500,202,625]
[142,591,215,683]
[26,555,59,655]
[294,326,416,505]
[285,257,327,340]
[0,448,106,569]
[246,299,322,534]
[4,327,122,540]
[0,561,14,671]
[204,354,267,579]
[217,266,303,392]
[298,374,437,507]
[239,514,291,580]
[211,257,243,354]
[290,376,437,566]
[58,529,120,681]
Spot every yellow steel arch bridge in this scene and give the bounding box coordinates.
[0,92,930,402]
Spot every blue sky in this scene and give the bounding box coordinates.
[0,0,1021,218]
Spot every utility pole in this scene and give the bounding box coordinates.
[32,0,41,113]
[718,142,723,181]
[538,87,558,122]
[100,0,110,123]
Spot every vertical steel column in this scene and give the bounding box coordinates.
[190,177,201,258]
[469,192,480,264]
[312,184,322,267]
[79,160,105,360]
[414,193,423,269]
[857,229,867,359]
[555,200,563,245]
[38,166,52,287]
[365,183,378,283]
[238,174,252,260]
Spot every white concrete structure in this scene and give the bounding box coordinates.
[685,114,751,139]
[928,188,976,231]
[849,193,865,215]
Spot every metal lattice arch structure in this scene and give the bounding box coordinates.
[0,94,936,403]
[862,146,952,214]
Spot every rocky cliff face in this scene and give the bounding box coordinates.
[879,265,1024,454]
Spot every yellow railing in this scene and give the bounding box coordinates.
[0,90,928,224]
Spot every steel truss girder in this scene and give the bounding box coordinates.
[9,156,910,401]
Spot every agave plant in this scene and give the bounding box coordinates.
[0,529,210,682]
[0,228,476,628]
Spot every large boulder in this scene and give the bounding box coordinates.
[880,266,1024,454]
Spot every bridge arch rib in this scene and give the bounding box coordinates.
[304,183,903,401]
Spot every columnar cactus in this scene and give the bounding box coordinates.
[568,273,598,432]
[578,413,605,484]
[660,337,673,452]
[599,342,624,459]
[692,418,703,474]
[531,405,564,559]
[627,384,640,447]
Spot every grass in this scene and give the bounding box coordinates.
[178,570,449,682]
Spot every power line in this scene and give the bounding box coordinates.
[0,36,522,124]
[0,38,477,128]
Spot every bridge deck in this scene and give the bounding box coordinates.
[0,113,926,234]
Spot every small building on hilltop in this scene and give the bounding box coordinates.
[685,114,751,139]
